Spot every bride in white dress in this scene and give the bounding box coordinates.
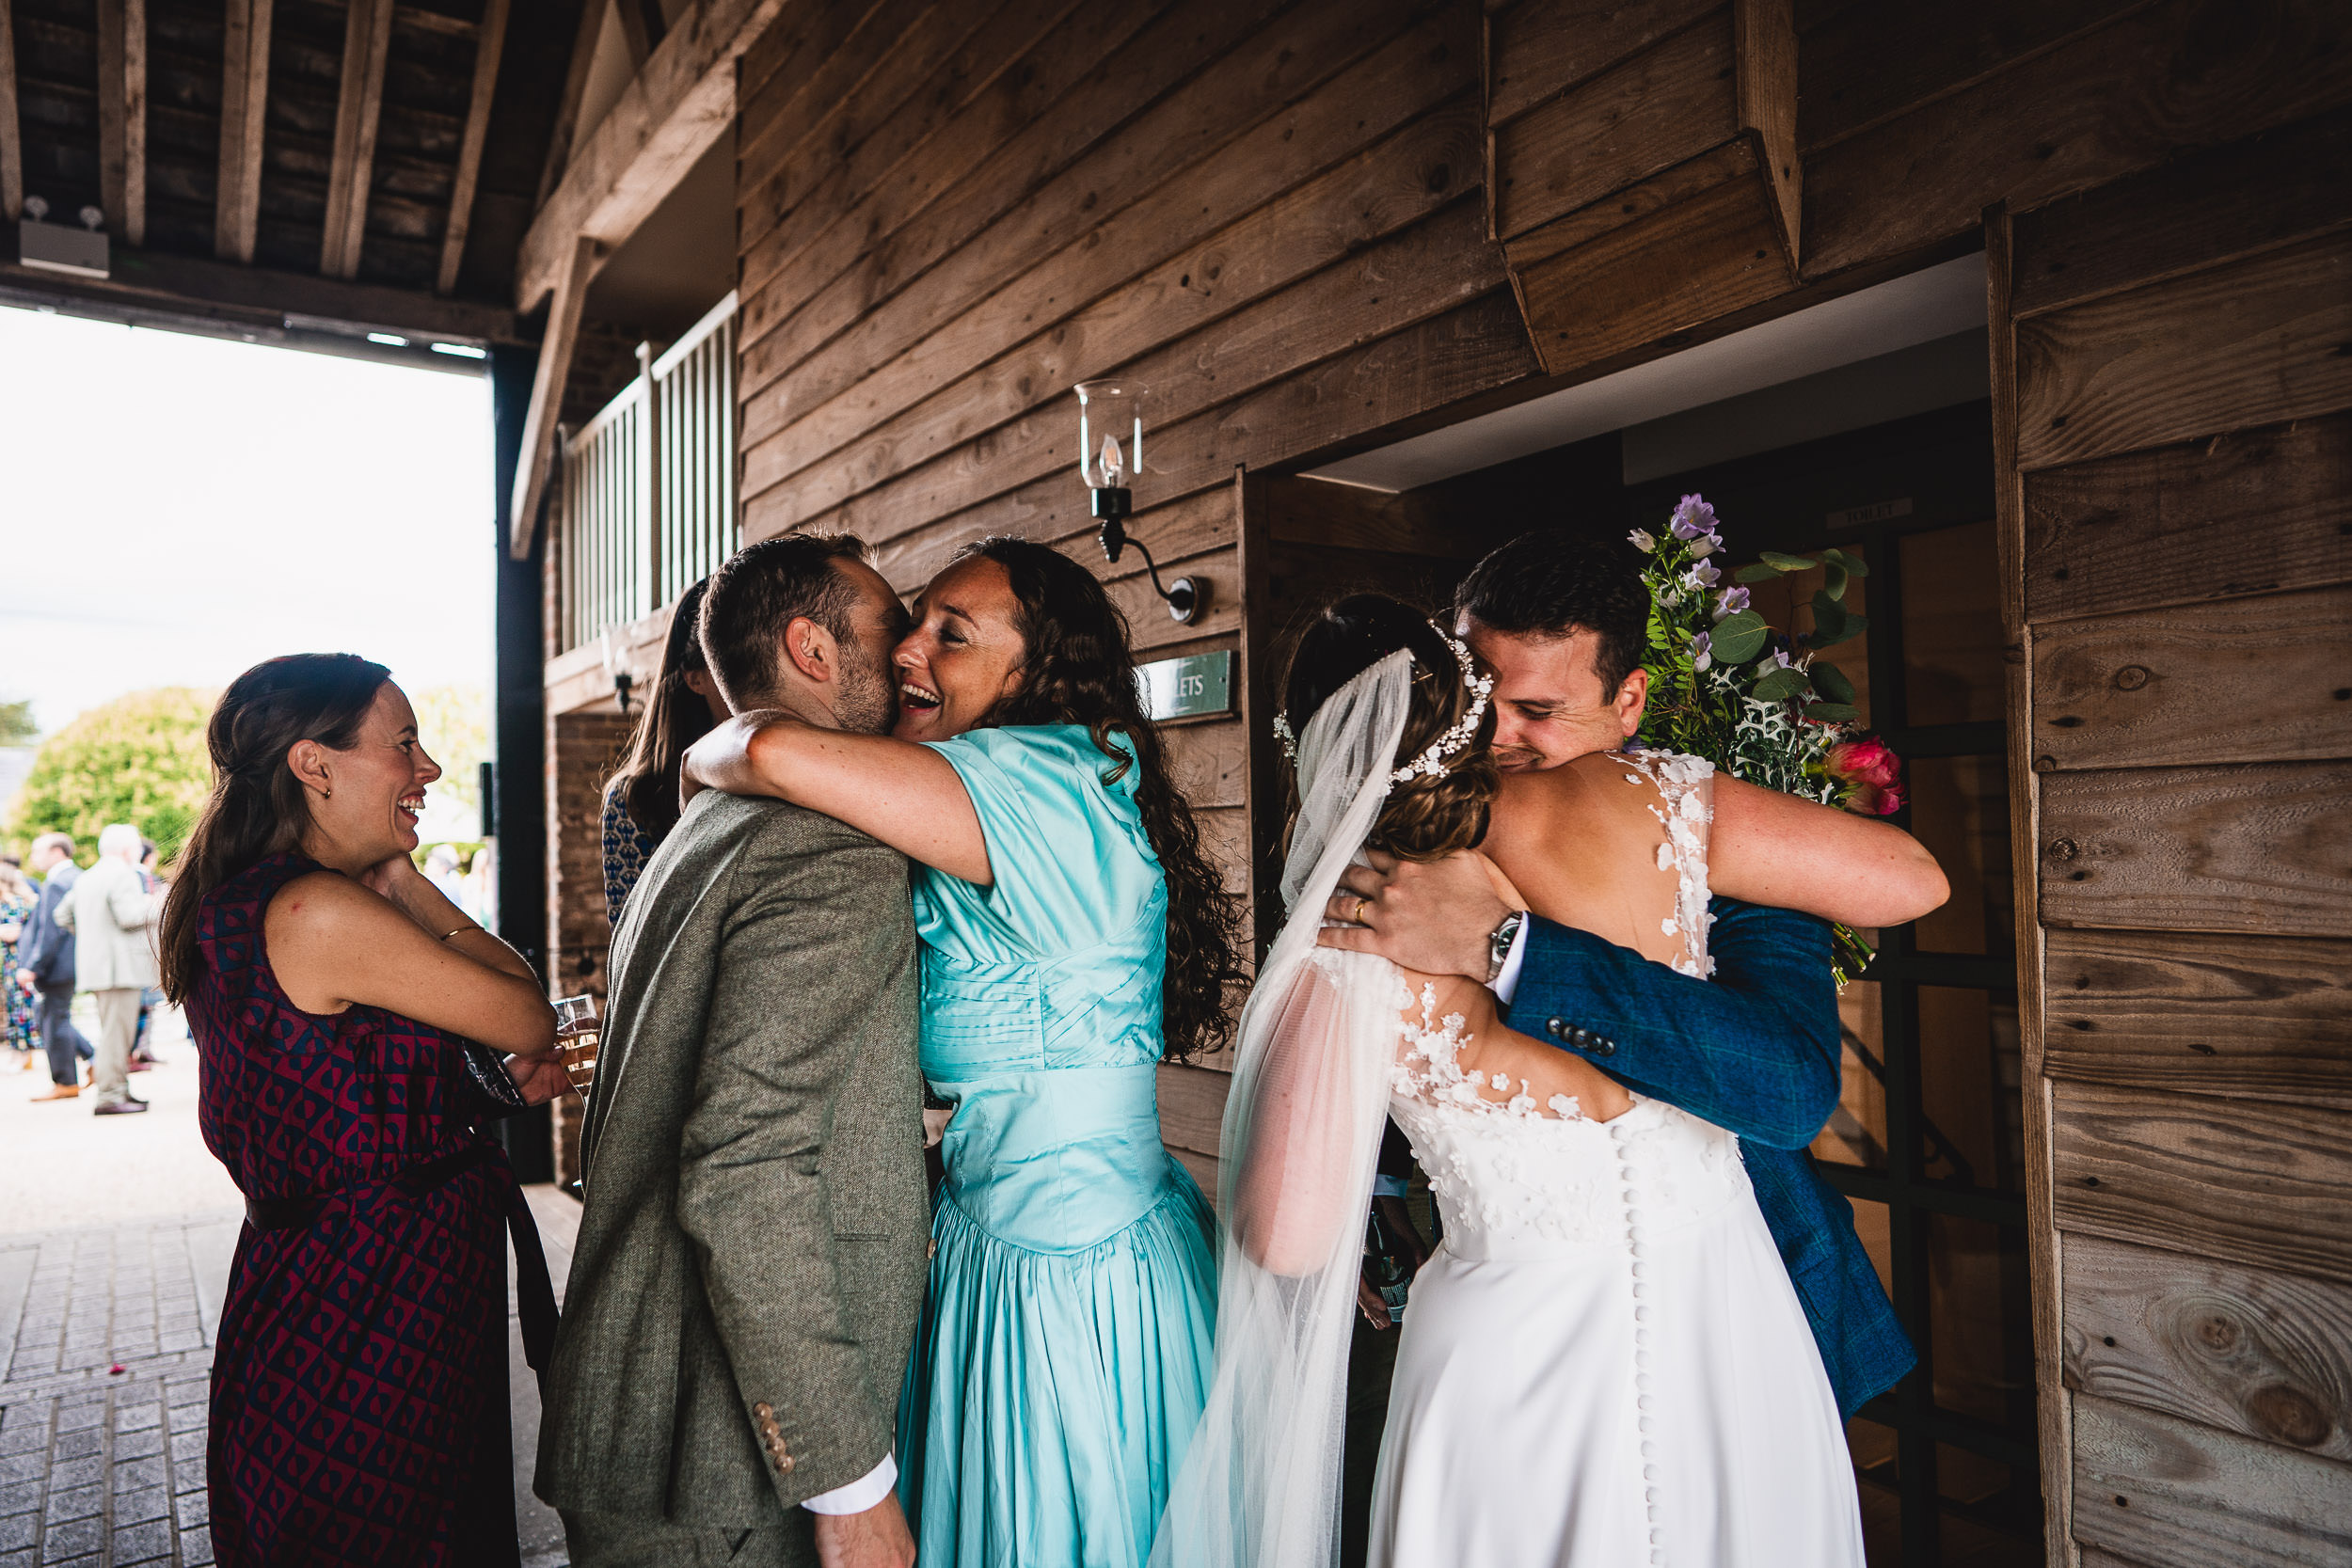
[1153,597,1945,1568]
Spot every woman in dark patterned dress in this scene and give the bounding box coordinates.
[157,654,568,1567]
[1,860,39,1066]
[599,577,727,925]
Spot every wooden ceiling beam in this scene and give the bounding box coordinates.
[321,0,397,279]
[436,0,511,293]
[96,0,147,245]
[510,234,603,556]
[612,0,656,68]
[514,0,785,314]
[215,0,273,261]
[0,245,523,342]
[0,0,22,221]
[534,0,609,211]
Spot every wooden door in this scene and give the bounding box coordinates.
[1990,114,2352,1567]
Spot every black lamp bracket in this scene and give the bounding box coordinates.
[1095,499,1203,624]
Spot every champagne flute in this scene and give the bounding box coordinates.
[554,994,601,1094]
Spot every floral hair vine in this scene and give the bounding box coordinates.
[1388,622,1493,785]
[1269,624,1495,787]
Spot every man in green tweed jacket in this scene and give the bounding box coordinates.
[538,534,928,1568]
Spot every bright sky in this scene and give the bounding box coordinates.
[0,306,495,738]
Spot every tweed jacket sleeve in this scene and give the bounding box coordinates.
[670,812,912,1509]
[1501,897,1843,1149]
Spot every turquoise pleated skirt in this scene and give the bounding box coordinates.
[896,1163,1219,1568]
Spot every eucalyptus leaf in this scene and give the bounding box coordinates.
[1822,547,1869,578]
[1823,562,1849,600]
[1809,589,1848,641]
[1709,610,1768,664]
[1759,550,1815,572]
[1811,611,1868,649]
[1753,667,1809,703]
[1804,702,1860,721]
[1810,661,1856,705]
[1734,562,1785,584]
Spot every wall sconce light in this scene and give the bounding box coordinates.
[1076,379,1203,624]
[599,626,637,715]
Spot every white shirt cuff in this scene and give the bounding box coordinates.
[1492,915,1533,1006]
[800,1453,898,1515]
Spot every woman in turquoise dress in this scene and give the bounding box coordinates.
[683,534,1244,1566]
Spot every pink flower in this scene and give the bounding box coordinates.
[1826,738,1904,816]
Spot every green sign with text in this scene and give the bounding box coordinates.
[1136,650,1232,721]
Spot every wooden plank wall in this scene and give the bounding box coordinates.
[728,0,1536,1176]
[1991,104,2352,1568]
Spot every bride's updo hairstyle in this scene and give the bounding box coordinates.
[1278,594,1500,860]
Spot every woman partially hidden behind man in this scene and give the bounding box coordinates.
[172,526,1942,1568]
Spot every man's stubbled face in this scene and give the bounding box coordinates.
[1460,617,1644,772]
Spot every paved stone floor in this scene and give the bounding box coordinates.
[0,1025,578,1567]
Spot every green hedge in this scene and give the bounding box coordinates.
[7,688,216,866]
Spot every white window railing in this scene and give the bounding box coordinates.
[558,291,739,653]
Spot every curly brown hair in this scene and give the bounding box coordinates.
[959,536,1247,1062]
[1277,594,1501,861]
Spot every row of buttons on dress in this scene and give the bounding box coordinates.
[1609,1118,1665,1565]
[1544,1017,1617,1057]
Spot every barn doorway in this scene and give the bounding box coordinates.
[1255,253,2036,1567]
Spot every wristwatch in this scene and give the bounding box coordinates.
[1485,911,1525,985]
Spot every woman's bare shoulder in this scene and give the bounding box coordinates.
[262,868,386,939]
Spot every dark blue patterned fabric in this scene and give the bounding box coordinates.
[1503,897,1916,1418]
[600,788,657,930]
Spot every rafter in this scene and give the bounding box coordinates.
[215,0,273,261]
[511,234,603,555]
[96,0,147,245]
[612,0,655,68]
[516,0,786,314]
[0,245,520,343]
[321,0,396,279]
[535,0,609,212]
[0,0,23,221]
[436,0,511,293]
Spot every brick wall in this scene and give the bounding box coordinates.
[544,706,634,1186]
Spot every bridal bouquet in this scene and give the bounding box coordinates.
[1629,493,1899,983]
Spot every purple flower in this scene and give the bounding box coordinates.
[1712,585,1750,621]
[1681,561,1721,590]
[1691,630,1712,672]
[1671,494,1720,541]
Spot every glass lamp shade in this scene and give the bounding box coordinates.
[1075,380,1146,490]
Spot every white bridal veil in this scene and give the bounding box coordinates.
[1152,650,1417,1568]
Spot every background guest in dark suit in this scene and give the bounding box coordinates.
[20,832,92,1101]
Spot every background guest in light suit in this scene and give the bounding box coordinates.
[56,823,162,1116]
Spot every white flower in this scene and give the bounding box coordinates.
[1628,528,1656,553]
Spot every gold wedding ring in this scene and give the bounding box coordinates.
[1351,895,1370,925]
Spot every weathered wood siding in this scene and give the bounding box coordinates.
[728,0,1529,1094]
[1991,102,2352,1567]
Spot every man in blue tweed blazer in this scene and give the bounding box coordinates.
[1324,532,1915,1418]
